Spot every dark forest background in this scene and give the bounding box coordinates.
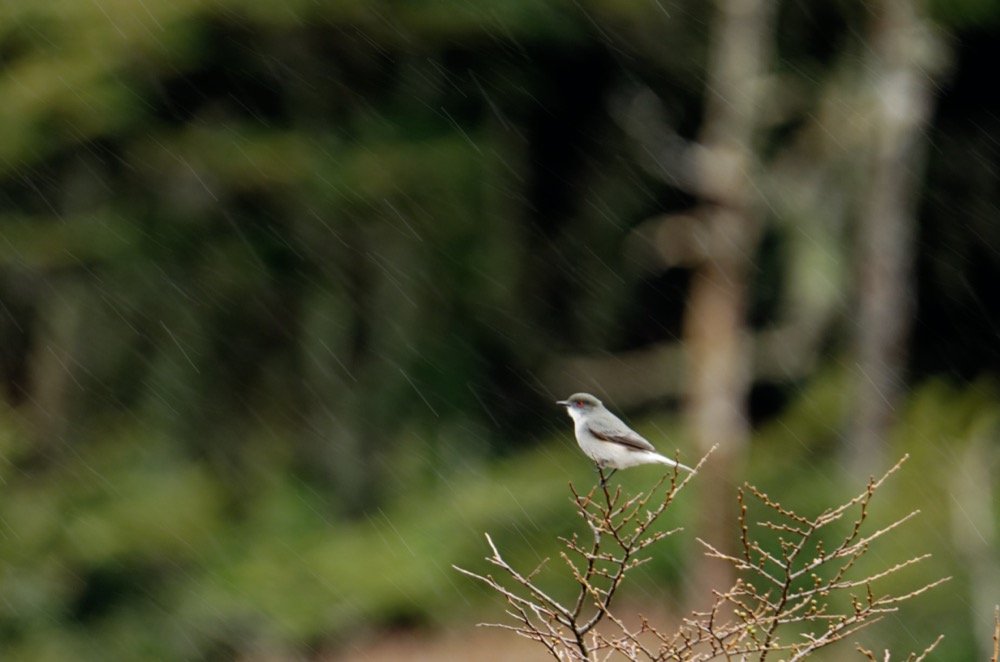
[1,0,999,659]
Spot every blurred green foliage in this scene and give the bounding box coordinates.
[3,373,996,659]
[1,0,999,660]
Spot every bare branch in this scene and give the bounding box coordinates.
[993,605,999,662]
[455,453,944,661]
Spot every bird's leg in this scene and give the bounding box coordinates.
[598,467,616,486]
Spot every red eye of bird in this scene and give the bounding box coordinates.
[575,401,583,408]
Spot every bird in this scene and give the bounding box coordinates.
[556,392,693,481]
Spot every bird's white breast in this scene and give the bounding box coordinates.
[571,415,670,469]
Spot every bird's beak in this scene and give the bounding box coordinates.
[555,400,570,406]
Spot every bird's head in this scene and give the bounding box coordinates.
[556,393,602,418]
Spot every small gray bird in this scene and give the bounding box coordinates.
[557,393,693,478]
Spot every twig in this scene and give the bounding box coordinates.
[992,605,999,662]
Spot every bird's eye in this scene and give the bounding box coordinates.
[575,401,583,408]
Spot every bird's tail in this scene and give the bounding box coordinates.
[654,453,695,473]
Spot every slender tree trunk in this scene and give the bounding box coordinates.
[850,0,939,475]
[685,0,775,607]
[23,276,87,462]
[951,436,1000,661]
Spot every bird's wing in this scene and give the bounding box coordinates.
[586,418,657,452]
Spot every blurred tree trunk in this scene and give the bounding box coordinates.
[951,435,1000,660]
[684,0,775,607]
[22,276,86,461]
[849,0,940,475]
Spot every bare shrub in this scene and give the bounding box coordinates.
[455,454,948,660]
